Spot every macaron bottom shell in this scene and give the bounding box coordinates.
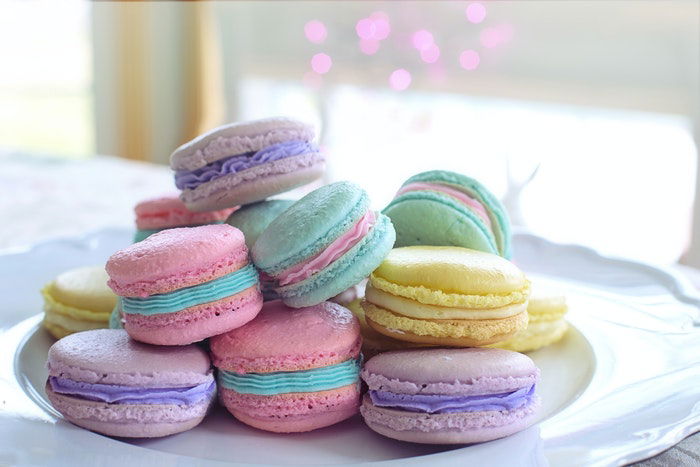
[360,394,540,444]
[124,286,262,346]
[220,384,360,433]
[46,382,215,438]
[364,302,529,347]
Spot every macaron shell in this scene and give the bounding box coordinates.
[135,195,236,230]
[225,199,295,248]
[170,117,315,171]
[180,155,325,212]
[364,302,528,347]
[252,181,368,274]
[124,285,263,346]
[399,170,512,258]
[106,225,248,297]
[46,266,117,314]
[362,348,539,394]
[384,193,499,255]
[47,329,212,387]
[210,300,360,373]
[360,395,540,444]
[489,319,568,352]
[46,383,214,438]
[43,311,108,339]
[373,246,528,298]
[219,384,359,433]
[276,212,395,308]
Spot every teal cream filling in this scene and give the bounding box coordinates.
[218,358,361,395]
[121,263,259,315]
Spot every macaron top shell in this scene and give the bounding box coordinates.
[226,199,295,248]
[170,117,315,171]
[47,329,212,387]
[362,348,539,396]
[106,224,248,297]
[47,266,117,314]
[135,195,236,230]
[373,246,528,296]
[210,300,360,374]
[252,181,368,274]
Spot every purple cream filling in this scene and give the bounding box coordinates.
[49,376,215,405]
[369,384,536,413]
[174,140,318,190]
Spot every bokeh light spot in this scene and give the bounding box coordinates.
[412,30,434,51]
[480,27,500,48]
[459,49,480,70]
[389,69,412,91]
[356,18,376,40]
[360,39,380,55]
[420,44,440,63]
[465,3,487,24]
[370,12,391,40]
[311,53,332,74]
[304,20,327,44]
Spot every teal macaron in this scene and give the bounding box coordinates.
[252,181,395,308]
[382,170,512,258]
[225,199,295,249]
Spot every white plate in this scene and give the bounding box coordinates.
[1,229,699,467]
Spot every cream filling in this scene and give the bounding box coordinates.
[365,284,527,320]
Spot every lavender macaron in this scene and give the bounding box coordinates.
[170,117,325,212]
[360,348,540,444]
[45,329,216,438]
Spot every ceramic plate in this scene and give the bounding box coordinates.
[1,229,699,466]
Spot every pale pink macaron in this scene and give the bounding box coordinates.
[210,300,362,433]
[46,329,216,438]
[106,224,263,345]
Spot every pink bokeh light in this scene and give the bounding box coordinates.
[412,30,434,51]
[420,44,440,64]
[465,3,487,24]
[304,20,327,44]
[311,53,332,74]
[389,69,412,91]
[370,12,391,40]
[459,50,480,70]
[356,18,375,40]
[360,39,380,55]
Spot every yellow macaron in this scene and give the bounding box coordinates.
[346,299,425,358]
[490,288,568,352]
[41,266,117,339]
[362,246,530,347]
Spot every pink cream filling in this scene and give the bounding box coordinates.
[277,210,376,286]
[396,182,492,229]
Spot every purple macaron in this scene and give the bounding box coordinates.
[45,329,216,438]
[360,348,540,444]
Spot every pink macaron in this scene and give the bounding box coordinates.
[209,300,362,433]
[360,348,541,444]
[134,194,237,242]
[46,329,216,438]
[106,224,263,345]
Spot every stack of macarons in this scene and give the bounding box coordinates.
[44,117,562,446]
[133,194,237,242]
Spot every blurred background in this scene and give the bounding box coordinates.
[1,0,698,268]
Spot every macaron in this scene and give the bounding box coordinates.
[362,246,530,347]
[360,348,541,444]
[41,266,117,339]
[383,170,512,258]
[134,194,236,242]
[490,288,568,352]
[170,117,325,212]
[226,199,295,301]
[106,224,263,345]
[346,299,420,358]
[108,303,123,329]
[252,181,396,308]
[210,300,362,433]
[46,329,216,438]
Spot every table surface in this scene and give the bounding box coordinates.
[2,152,699,466]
